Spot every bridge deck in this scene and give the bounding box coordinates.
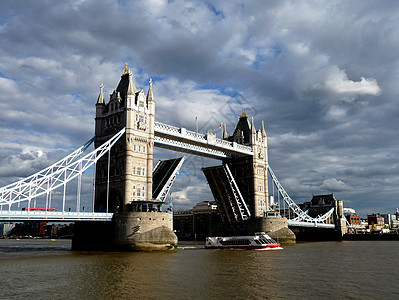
[288,220,335,228]
[0,211,113,222]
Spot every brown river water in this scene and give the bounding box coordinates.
[0,239,398,299]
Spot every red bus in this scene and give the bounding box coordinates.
[22,208,57,211]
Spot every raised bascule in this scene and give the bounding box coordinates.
[0,64,347,249]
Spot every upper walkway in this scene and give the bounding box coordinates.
[154,121,253,159]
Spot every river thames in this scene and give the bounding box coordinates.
[0,239,398,299]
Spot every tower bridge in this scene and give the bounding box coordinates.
[0,64,347,247]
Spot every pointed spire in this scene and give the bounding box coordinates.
[127,73,137,96]
[146,78,154,102]
[251,116,257,145]
[118,63,137,97]
[96,83,104,105]
[251,116,256,134]
[223,123,228,139]
[122,62,130,75]
[240,107,247,118]
[261,120,267,137]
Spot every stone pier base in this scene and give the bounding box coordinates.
[72,211,178,251]
[113,211,177,251]
[245,217,296,244]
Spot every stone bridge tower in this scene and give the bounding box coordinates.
[84,64,177,251]
[94,64,154,212]
[224,110,269,217]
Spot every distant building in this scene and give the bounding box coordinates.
[367,213,385,232]
[0,223,15,236]
[6,222,73,237]
[392,214,399,229]
[343,208,361,225]
[346,215,361,225]
[299,194,337,224]
[173,201,220,240]
[173,209,194,240]
[382,213,398,230]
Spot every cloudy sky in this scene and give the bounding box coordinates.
[1,0,398,216]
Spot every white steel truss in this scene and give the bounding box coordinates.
[223,164,251,221]
[155,156,186,202]
[268,165,335,225]
[0,136,94,193]
[0,128,126,211]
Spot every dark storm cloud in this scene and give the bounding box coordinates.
[0,0,398,215]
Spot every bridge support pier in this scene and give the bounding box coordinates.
[113,211,177,251]
[245,217,296,244]
[72,212,177,251]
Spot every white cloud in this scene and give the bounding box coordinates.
[325,68,381,96]
[326,105,346,120]
[321,178,352,191]
[0,149,49,178]
[0,76,18,94]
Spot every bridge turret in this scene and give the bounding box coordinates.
[222,123,228,140]
[261,120,267,138]
[96,83,105,105]
[145,79,155,203]
[95,83,106,137]
[146,78,154,103]
[251,116,256,146]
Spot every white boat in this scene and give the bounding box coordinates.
[205,232,282,250]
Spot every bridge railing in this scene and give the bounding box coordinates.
[154,121,253,156]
